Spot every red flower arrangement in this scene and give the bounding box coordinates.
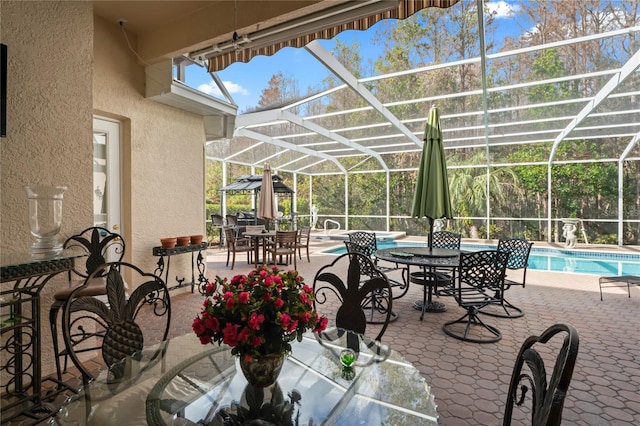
[193,266,328,359]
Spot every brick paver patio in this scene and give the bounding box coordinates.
[15,237,640,425]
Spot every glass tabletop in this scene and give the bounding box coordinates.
[52,330,439,425]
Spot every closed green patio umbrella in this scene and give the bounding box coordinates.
[411,106,453,250]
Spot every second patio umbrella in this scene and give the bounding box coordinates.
[411,105,453,251]
[258,163,277,230]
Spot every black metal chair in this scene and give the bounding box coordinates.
[503,323,579,426]
[481,237,533,318]
[442,250,509,343]
[347,231,409,299]
[61,261,171,387]
[49,226,125,384]
[411,230,461,299]
[313,252,392,342]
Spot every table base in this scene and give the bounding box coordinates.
[413,300,447,313]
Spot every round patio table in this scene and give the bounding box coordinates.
[375,247,460,320]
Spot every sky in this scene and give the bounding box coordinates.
[185,1,527,113]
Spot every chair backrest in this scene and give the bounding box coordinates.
[275,230,298,248]
[62,261,171,383]
[503,324,579,426]
[225,214,238,227]
[211,214,224,227]
[344,241,379,278]
[313,252,392,342]
[348,231,377,256]
[497,238,533,271]
[245,225,265,234]
[431,231,461,250]
[457,250,509,295]
[224,227,244,247]
[297,226,311,243]
[63,226,125,280]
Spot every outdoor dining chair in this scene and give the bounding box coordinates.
[49,226,125,385]
[347,231,409,299]
[224,227,253,269]
[265,230,298,269]
[503,323,579,426]
[312,252,392,342]
[295,226,312,262]
[442,250,509,343]
[481,237,533,318]
[61,261,171,416]
[211,214,225,247]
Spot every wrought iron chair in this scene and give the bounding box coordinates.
[313,252,392,342]
[442,250,509,343]
[503,323,579,426]
[347,231,409,299]
[61,261,171,387]
[295,225,312,262]
[49,226,125,384]
[409,230,461,298]
[265,230,298,269]
[481,237,533,318]
[224,227,252,270]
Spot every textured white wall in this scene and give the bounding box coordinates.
[1,3,207,377]
[93,16,206,277]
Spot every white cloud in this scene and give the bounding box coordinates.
[197,80,249,97]
[486,1,520,19]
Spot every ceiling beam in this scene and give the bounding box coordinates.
[305,40,424,149]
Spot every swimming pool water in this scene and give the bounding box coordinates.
[324,242,640,276]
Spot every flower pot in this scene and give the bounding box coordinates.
[239,353,285,388]
[190,234,203,245]
[177,236,190,246]
[160,237,177,248]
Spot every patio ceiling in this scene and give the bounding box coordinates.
[189,1,640,176]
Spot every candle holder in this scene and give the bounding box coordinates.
[24,185,67,255]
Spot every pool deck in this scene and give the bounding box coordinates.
[31,236,640,426]
[196,238,639,425]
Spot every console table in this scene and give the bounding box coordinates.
[0,250,84,424]
[152,243,208,294]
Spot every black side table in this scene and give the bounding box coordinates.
[152,243,209,294]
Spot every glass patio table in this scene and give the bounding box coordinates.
[51,329,439,425]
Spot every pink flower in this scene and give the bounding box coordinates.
[252,336,263,348]
[205,281,216,294]
[192,317,206,335]
[222,291,234,300]
[274,298,284,309]
[198,334,212,344]
[248,313,265,330]
[222,323,240,346]
[299,293,308,304]
[204,316,220,333]
[280,313,291,328]
[287,319,299,332]
[314,316,329,333]
[238,292,250,304]
[303,285,312,293]
[225,298,235,309]
[299,312,311,324]
[238,328,251,342]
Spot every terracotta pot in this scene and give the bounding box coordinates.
[177,236,190,246]
[239,353,285,388]
[160,237,177,248]
[190,234,203,245]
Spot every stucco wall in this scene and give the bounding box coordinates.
[0,0,94,379]
[1,3,207,377]
[93,16,206,277]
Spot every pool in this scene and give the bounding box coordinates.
[322,241,640,276]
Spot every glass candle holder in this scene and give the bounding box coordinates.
[24,185,67,255]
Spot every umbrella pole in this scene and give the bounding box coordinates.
[428,217,434,252]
